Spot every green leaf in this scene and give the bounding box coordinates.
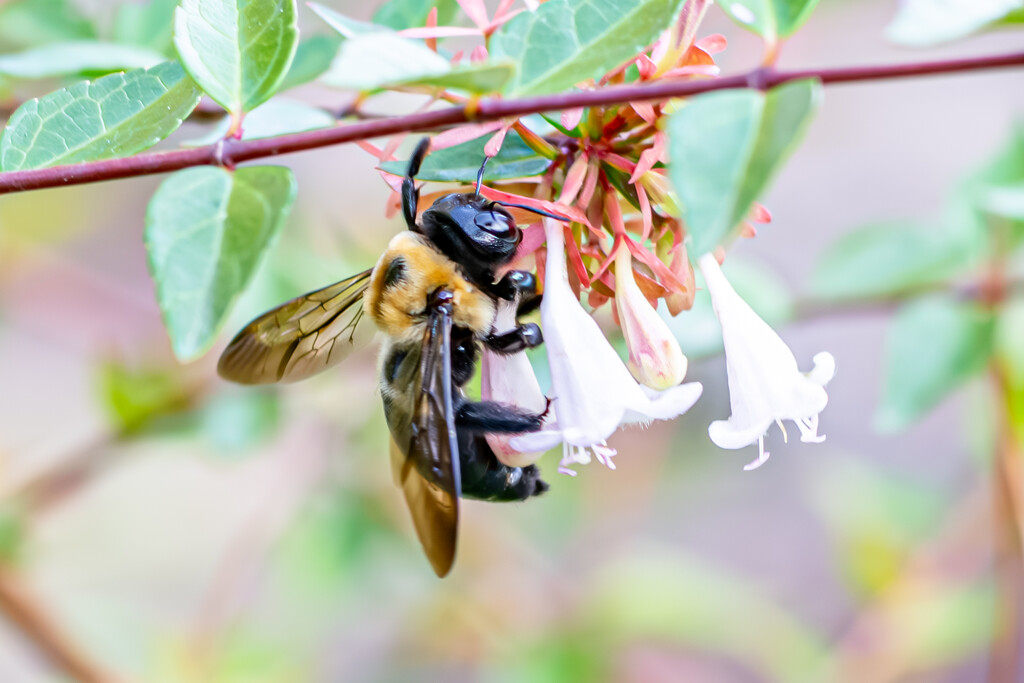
[414,62,516,94]
[100,361,191,434]
[583,553,824,682]
[279,35,341,91]
[0,41,165,79]
[719,0,822,42]
[310,4,511,93]
[184,98,334,146]
[886,0,1024,46]
[319,30,514,94]
[112,0,178,56]
[811,219,978,302]
[877,296,995,433]
[320,31,446,86]
[897,582,993,664]
[373,0,459,30]
[200,388,280,452]
[972,124,1024,188]
[146,166,297,361]
[308,3,390,37]
[668,79,821,257]
[0,503,25,564]
[1003,7,1024,22]
[0,0,95,50]
[810,460,944,596]
[0,61,202,171]
[978,182,1024,220]
[967,126,1024,228]
[490,0,687,96]
[380,131,552,182]
[173,0,299,115]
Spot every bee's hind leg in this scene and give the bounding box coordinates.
[455,400,545,434]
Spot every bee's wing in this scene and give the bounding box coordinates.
[388,304,460,577]
[218,269,373,384]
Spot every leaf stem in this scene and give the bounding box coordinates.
[0,50,1022,195]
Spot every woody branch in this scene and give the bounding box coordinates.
[0,50,1022,196]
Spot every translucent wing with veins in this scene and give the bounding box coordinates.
[218,269,373,384]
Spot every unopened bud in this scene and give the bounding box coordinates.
[614,248,688,389]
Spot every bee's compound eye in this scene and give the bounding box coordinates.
[474,210,513,237]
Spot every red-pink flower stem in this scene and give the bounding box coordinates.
[1,50,1022,195]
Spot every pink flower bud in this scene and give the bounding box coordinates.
[614,247,688,390]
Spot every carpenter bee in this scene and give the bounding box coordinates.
[217,139,561,576]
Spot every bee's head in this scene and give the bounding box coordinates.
[420,192,521,266]
[401,137,566,290]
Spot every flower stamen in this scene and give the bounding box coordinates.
[797,414,825,443]
[593,443,618,470]
[743,436,770,471]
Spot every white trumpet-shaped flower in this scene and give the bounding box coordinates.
[509,219,703,475]
[481,298,551,468]
[698,253,835,471]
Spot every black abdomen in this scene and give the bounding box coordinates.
[457,431,549,501]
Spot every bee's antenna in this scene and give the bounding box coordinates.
[403,138,431,231]
[475,155,489,196]
[496,201,570,221]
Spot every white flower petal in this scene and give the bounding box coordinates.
[509,429,565,453]
[708,416,773,450]
[698,253,833,465]
[528,219,702,470]
[481,298,550,466]
[808,351,836,387]
[625,382,704,424]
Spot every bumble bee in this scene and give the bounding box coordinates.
[217,139,560,576]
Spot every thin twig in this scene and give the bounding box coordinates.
[0,51,1021,195]
[825,484,991,682]
[790,277,1024,323]
[0,567,123,683]
[988,363,1024,683]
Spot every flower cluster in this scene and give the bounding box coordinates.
[372,0,834,474]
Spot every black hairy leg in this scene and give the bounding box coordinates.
[491,269,538,302]
[516,292,542,316]
[455,400,545,434]
[484,322,542,355]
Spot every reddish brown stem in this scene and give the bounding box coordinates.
[989,363,1024,683]
[0,51,1022,195]
[0,568,122,683]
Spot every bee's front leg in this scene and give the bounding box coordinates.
[492,270,538,301]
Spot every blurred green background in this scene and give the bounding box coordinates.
[1,0,1023,681]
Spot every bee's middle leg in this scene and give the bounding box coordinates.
[484,323,542,354]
